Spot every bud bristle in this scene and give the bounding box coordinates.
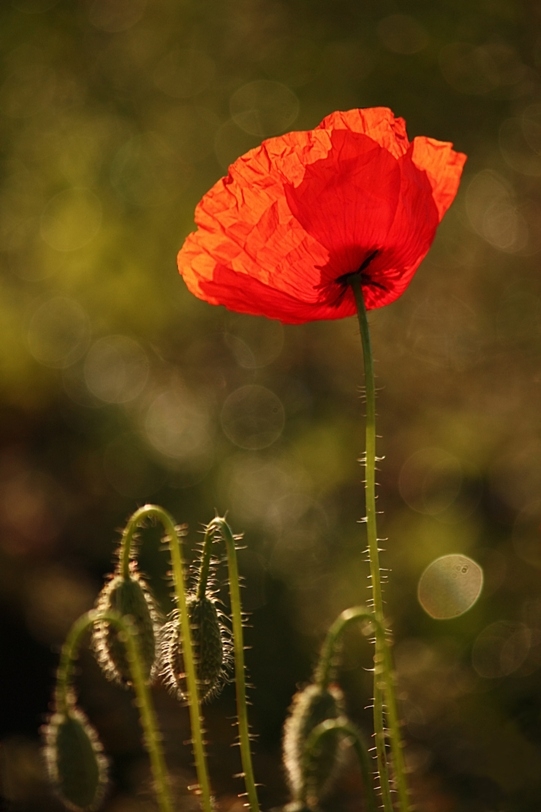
[159,594,231,702]
[92,568,161,687]
[282,683,346,806]
[43,702,108,811]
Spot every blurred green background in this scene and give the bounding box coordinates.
[2,0,541,810]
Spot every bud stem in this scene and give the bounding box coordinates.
[56,610,173,812]
[120,505,214,812]
[196,521,214,601]
[303,719,378,812]
[206,517,261,812]
[350,277,410,812]
[314,606,381,691]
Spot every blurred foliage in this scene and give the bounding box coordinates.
[1,0,541,810]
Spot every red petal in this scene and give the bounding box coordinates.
[316,107,410,158]
[359,147,440,308]
[412,136,467,220]
[177,108,466,323]
[284,129,403,281]
[179,130,335,319]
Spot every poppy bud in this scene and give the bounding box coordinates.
[282,683,346,807]
[43,703,108,811]
[159,594,231,702]
[92,568,160,686]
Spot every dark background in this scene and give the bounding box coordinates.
[1,0,541,810]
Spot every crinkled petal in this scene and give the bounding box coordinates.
[357,147,440,308]
[197,262,352,324]
[284,132,441,311]
[316,107,410,158]
[412,136,467,220]
[177,107,466,323]
[285,129,402,282]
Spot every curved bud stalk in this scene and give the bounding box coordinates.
[283,683,346,807]
[43,610,173,812]
[118,505,215,812]
[43,700,108,812]
[314,606,380,690]
[303,719,378,812]
[92,566,161,687]
[282,607,382,812]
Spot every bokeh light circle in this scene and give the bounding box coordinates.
[27,296,90,369]
[144,386,212,466]
[225,317,284,368]
[439,43,500,95]
[153,49,215,98]
[110,133,191,207]
[398,447,463,516]
[214,119,261,170]
[220,385,285,450]
[84,336,149,404]
[378,14,429,54]
[418,554,483,619]
[499,108,541,177]
[229,80,299,137]
[465,170,535,254]
[88,0,146,32]
[0,63,56,117]
[472,621,531,678]
[40,188,102,252]
[12,0,60,11]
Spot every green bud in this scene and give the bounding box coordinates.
[92,568,161,686]
[282,683,346,807]
[43,703,108,811]
[159,594,231,702]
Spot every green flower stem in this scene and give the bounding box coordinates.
[119,505,147,580]
[101,611,173,812]
[303,719,378,812]
[56,610,173,812]
[120,505,214,812]
[350,277,410,812]
[207,517,261,812]
[196,522,214,601]
[314,606,382,690]
[55,612,95,716]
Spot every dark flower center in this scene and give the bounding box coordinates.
[336,249,384,289]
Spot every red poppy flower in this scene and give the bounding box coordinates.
[177,107,466,324]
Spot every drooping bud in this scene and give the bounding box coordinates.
[282,683,346,807]
[159,593,231,702]
[43,702,108,811]
[92,567,161,687]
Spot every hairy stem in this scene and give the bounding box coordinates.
[207,517,260,812]
[196,522,214,601]
[120,505,214,812]
[56,612,93,716]
[350,277,410,812]
[57,610,173,812]
[315,606,381,691]
[304,719,378,812]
